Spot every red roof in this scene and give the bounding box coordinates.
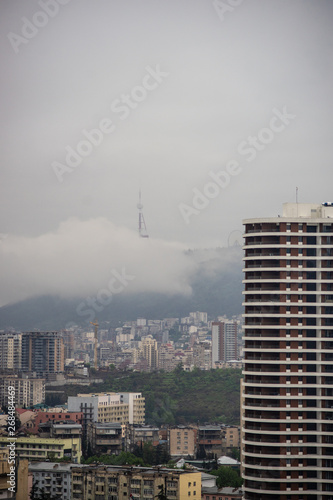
[16,408,30,415]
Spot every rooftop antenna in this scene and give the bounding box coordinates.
[137,190,149,238]
[296,187,299,216]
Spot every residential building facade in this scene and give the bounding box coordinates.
[21,331,64,376]
[0,332,22,371]
[72,465,201,500]
[242,203,333,498]
[29,462,82,500]
[141,336,159,371]
[34,410,83,432]
[197,425,223,458]
[0,332,22,370]
[168,426,196,458]
[212,321,238,366]
[0,375,45,408]
[87,422,123,455]
[0,436,81,463]
[0,448,28,500]
[67,392,145,439]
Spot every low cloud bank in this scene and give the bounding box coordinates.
[0,217,197,307]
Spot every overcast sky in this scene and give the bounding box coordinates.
[0,0,332,307]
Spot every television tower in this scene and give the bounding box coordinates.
[137,190,149,238]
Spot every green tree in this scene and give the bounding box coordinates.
[211,466,243,488]
[30,480,61,500]
[82,452,144,466]
[142,442,156,465]
[156,484,168,500]
[228,447,240,461]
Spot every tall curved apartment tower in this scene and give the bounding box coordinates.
[242,202,333,499]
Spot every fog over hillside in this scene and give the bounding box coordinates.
[0,242,243,330]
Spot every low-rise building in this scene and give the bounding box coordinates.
[0,448,28,500]
[0,436,82,463]
[87,422,123,455]
[49,421,82,441]
[168,426,196,458]
[72,465,201,500]
[128,425,160,450]
[34,409,83,432]
[197,426,223,458]
[222,425,240,455]
[29,462,83,500]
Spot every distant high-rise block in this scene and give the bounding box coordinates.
[0,376,45,407]
[141,335,158,371]
[212,321,238,366]
[0,332,22,370]
[21,331,64,376]
[242,203,333,499]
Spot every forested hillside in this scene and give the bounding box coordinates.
[47,367,242,425]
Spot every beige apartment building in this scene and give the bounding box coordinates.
[168,426,196,458]
[72,465,201,500]
[0,436,82,463]
[223,426,240,454]
[0,332,22,370]
[141,336,159,371]
[0,375,45,408]
[68,393,145,436]
[0,448,28,500]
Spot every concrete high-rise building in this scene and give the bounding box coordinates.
[21,332,64,376]
[212,321,238,366]
[0,332,22,370]
[141,336,158,371]
[242,202,333,499]
[0,375,45,408]
[68,392,145,436]
[61,330,75,359]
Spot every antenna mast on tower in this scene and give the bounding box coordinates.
[137,190,149,238]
